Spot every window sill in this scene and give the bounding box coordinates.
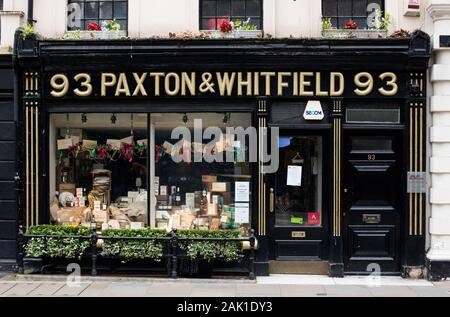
[64,30,128,40]
[202,30,263,39]
[321,29,388,39]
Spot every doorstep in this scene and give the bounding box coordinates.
[269,261,329,275]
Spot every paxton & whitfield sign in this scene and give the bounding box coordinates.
[47,71,402,99]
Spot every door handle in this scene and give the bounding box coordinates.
[269,188,274,213]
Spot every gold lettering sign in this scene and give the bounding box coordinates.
[49,71,399,98]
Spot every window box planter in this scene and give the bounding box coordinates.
[322,29,388,39]
[69,30,128,40]
[206,30,262,39]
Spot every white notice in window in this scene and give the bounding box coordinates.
[235,203,250,224]
[287,165,302,187]
[235,181,250,202]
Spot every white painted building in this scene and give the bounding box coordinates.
[0,0,449,279]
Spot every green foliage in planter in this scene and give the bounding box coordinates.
[22,24,39,40]
[177,230,243,263]
[25,225,91,259]
[101,228,167,262]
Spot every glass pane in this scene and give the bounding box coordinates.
[353,0,367,16]
[85,2,99,19]
[202,0,217,16]
[248,18,260,29]
[246,0,261,16]
[115,19,127,30]
[151,112,252,234]
[322,0,337,17]
[67,2,84,30]
[338,0,352,17]
[354,17,367,29]
[202,18,216,30]
[67,20,83,31]
[369,0,383,11]
[49,113,149,228]
[351,137,393,152]
[346,106,400,124]
[217,0,231,16]
[275,136,323,227]
[99,1,113,19]
[113,1,128,19]
[232,0,245,16]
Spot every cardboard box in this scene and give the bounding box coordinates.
[93,209,109,223]
[211,182,230,192]
[59,183,76,195]
[202,175,217,183]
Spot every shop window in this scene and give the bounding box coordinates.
[49,112,253,235]
[151,113,253,235]
[346,104,400,124]
[200,0,262,30]
[67,0,128,31]
[322,0,384,29]
[275,136,323,227]
[49,113,148,227]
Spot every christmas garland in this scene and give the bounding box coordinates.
[58,142,147,164]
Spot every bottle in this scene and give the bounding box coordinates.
[175,187,181,206]
[200,188,207,214]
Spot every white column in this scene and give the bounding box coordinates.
[0,0,26,49]
[427,0,450,262]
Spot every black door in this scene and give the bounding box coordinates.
[269,131,329,260]
[343,132,402,274]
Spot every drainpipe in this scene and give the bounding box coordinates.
[27,0,34,25]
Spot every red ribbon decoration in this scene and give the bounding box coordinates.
[155,145,162,163]
[121,143,135,162]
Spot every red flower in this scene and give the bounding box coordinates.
[344,20,358,30]
[219,20,233,33]
[87,22,101,31]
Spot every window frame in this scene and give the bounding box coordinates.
[321,0,385,30]
[66,0,129,32]
[199,0,264,31]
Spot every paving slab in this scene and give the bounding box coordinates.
[2,283,41,296]
[190,287,237,297]
[408,286,450,297]
[324,285,373,297]
[53,282,91,296]
[367,286,418,297]
[258,274,335,285]
[333,276,433,287]
[28,282,65,296]
[279,285,327,297]
[79,282,113,297]
[145,283,193,297]
[0,283,16,295]
[99,282,150,297]
[236,284,281,297]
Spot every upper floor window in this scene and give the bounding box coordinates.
[322,0,384,29]
[67,0,128,31]
[200,0,263,31]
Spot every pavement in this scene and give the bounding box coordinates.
[0,273,449,297]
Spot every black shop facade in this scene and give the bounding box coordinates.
[12,31,430,277]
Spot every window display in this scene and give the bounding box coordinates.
[150,113,253,236]
[48,112,253,235]
[49,113,148,229]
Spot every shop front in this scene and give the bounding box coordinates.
[13,30,430,277]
